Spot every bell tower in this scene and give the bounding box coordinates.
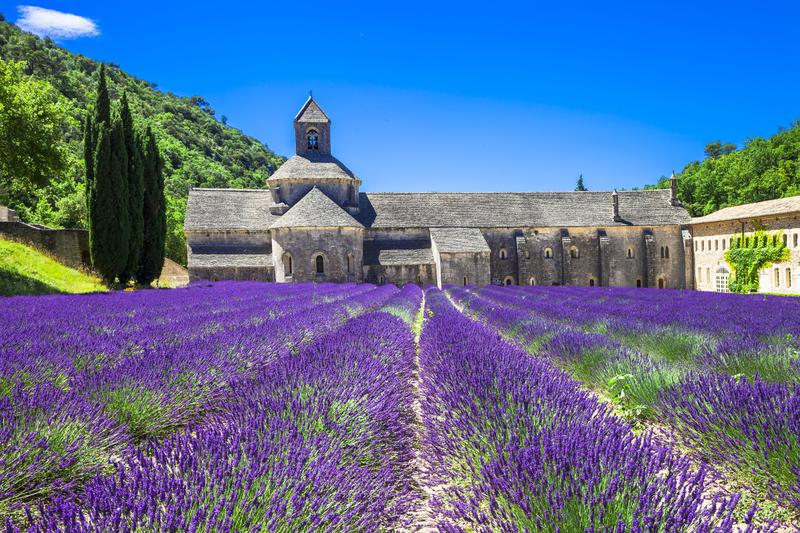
[294,94,331,156]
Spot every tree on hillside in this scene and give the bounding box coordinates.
[575,174,588,191]
[137,126,166,285]
[0,58,68,197]
[704,141,737,160]
[120,92,144,281]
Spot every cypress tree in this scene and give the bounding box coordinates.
[86,65,113,276]
[92,115,130,284]
[137,126,166,285]
[83,113,95,236]
[120,92,144,282]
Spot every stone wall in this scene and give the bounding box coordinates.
[513,225,687,288]
[692,214,800,294]
[363,264,435,286]
[272,227,364,282]
[0,222,89,269]
[435,250,491,287]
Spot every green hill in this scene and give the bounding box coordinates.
[646,122,800,216]
[0,13,284,265]
[0,239,106,296]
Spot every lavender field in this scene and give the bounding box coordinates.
[0,282,798,531]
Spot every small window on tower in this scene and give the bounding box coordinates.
[306,129,319,150]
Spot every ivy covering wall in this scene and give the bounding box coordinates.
[725,230,789,293]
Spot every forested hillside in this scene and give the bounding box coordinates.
[0,15,283,264]
[647,122,800,216]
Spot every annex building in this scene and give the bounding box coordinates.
[185,97,696,288]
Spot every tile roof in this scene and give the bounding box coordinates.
[269,187,364,229]
[691,195,800,224]
[363,240,434,265]
[356,190,690,228]
[189,253,272,269]
[430,227,491,253]
[295,97,330,123]
[185,188,275,231]
[267,154,358,183]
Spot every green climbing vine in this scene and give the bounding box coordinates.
[725,230,789,293]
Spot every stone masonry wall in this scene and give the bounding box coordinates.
[0,222,89,270]
[272,227,364,283]
[692,214,800,294]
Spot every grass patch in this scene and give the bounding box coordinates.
[0,239,105,296]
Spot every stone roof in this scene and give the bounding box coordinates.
[267,154,358,183]
[356,190,690,228]
[269,187,363,229]
[185,188,275,231]
[189,253,272,269]
[430,227,491,253]
[295,96,330,123]
[363,240,433,266]
[691,195,800,224]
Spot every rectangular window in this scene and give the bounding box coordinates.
[787,268,792,288]
[714,240,718,251]
[722,240,726,251]
[795,233,799,247]
[775,268,780,287]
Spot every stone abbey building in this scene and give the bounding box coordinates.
[185,97,695,288]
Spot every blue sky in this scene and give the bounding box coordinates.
[3,1,800,192]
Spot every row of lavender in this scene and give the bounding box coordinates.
[20,284,426,531]
[449,285,800,518]
[0,282,403,524]
[418,289,752,530]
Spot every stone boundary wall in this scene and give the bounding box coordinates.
[0,222,89,270]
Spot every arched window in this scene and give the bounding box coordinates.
[628,248,635,259]
[504,276,513,286]
[529,276,536,286]
[664,246,669,258]
[714,240,718,251]
[658,278,665,289]
[570,246,579,259]
[701,241,704,251]
[284,253,293,276]
[315,254,325,274]
[499,248,508,260]
[783,234,788,247]
[463,276,468,286]
[378,275,385,284]
[794,233,798,248]
[706,267,711,284]
[306,129,319,150]
[694,241,698,252]
[589,278,595,286]
[524,249,530,260]
[786,268,792,288]
[775,268,780,287]
[346,253,353,274]
[636,279,642,288]
[697,267,701,281]
[544,247,553,259]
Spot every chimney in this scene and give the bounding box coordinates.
[669,170,681,206]
[612,189,621,222]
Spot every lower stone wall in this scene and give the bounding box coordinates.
[363,264,435,286]
[0,222,89,270]
[189,266,274,282]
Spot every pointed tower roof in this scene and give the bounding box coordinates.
[295,96,330,123]
[269,187,363,229]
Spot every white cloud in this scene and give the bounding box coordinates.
[16,5,99,40]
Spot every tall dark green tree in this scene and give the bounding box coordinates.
[83,113,95,222]
[137,126,166,285]
[86,65,112,269]
[120,92,144,281]
[575,174,588,191]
